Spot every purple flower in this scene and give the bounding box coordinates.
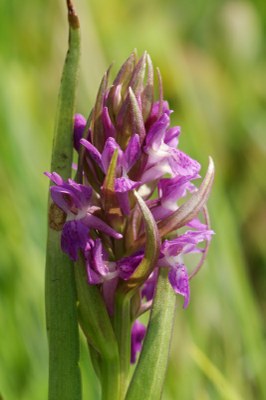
[141,271,157,301]
[117,251,144,280]
[150,175,197,221]
[131,320,146,364]
[168,264,190,308]
[85,239,118,284]
[141,112,200,183]
[158,228,214,307]
[45,172,122,260]
[46,51,214,317]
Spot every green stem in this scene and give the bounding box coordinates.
[113,292,132,399]
[88,344,118,400]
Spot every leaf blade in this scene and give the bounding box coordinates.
[126,268,177,400]
[45,3,81,399]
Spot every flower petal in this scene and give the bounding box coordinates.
[131,320,146,364]
[44,171,64,185]
[73,113,87,151]
[83,213,123,239]
[61,220,89,261]
[117,251,144,280]
[168,263,190,308]
[80,138,103,170]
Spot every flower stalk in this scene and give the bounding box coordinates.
[113,292,132,399]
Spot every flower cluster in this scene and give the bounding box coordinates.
[46,52,214,363]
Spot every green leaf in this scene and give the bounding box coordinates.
[126,268,177,400]
[45,2,81,399]
[74,258,120,400]
[102,149,123,219]
[74,258,119,359]
[50,2,80,179]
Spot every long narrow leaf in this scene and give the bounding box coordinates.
[126,268,177,400]
[74,258,120,400]
[45,2,81,399]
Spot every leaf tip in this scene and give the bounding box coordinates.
[66,0,80,29]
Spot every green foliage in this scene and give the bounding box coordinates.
[126,268,177,400]
[0,0,265,399]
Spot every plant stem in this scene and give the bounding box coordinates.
[113,292,132,400]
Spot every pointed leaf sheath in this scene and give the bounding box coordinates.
[125,190,160,291]
[102,149,119,213]
[45,2,81,399]
[125,268,177,400]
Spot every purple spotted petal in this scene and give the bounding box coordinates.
[74,113,87,151]
[61,220,89,261]
[117,251,144,280]
[85,238,110,284]
[169,149,201,177]
[162,229,214,257]
[49,179,93,215]
[114,177,140,193]
[168,263,190,308]
[131,320,146,364]
[67,179,93,206]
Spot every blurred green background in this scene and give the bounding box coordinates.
[0,0,265,399]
